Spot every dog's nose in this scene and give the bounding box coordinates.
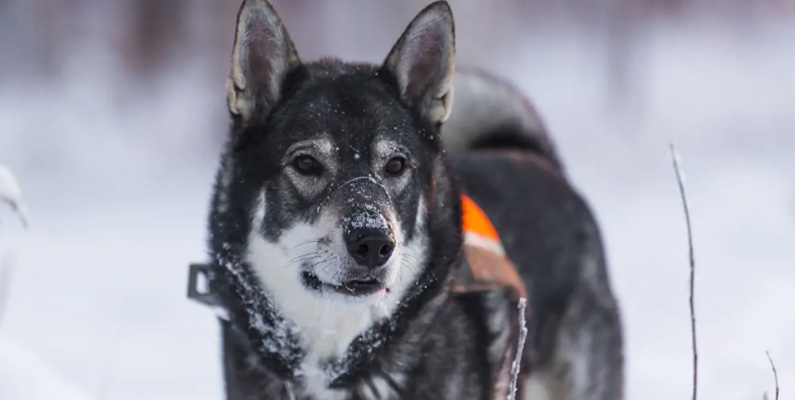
[345,228,395,268]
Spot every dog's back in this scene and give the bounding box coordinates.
[443,69,624,400]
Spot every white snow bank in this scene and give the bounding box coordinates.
[0,337,94,400]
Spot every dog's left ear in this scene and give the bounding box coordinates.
[383,1,455,127]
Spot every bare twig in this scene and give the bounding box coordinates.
[284,381,297,400]
[670,143,698,400]
[508,297,528,400]
[0,199,28,229]
[766,351,780,400]
[0,164,29,229]
[0,165,26,332]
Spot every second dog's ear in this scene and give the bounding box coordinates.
[383,1,455,128]
[228,0,300,124]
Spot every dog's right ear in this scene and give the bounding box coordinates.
[383,1,455,128]
[227,0,301,125]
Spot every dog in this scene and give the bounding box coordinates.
[195,1,624,399]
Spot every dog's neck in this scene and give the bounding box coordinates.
[214,253,453,389]
[213,254,304,378]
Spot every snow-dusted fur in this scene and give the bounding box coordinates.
[245,190,428,395]
[203,1,622,399]
[443,69,625,400]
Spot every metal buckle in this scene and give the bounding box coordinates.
[187,263,220,307]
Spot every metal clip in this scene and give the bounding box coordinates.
[187,263,220,307]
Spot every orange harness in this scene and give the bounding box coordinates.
[455,195,527,298]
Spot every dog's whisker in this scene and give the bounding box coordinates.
[290,239,323,249]
[401,255,418,264]
[402,261,419,277]
[286,253,318,264]
[284,253,323,269]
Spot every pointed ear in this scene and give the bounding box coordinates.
[227,0,301,124]
[383,1,455,127]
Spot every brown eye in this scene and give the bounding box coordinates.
[292,155,322,176]
[385,156,407,176]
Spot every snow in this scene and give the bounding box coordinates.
[0,337,94,400]
[497,22,795,400]
[1,16,793,400]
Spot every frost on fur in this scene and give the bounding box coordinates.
[508,297,528,400]
[0,164,28,229]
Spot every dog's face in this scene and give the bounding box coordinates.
[214,0,456,338]
[245,76,435,302]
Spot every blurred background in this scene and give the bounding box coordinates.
[0,0,793,399]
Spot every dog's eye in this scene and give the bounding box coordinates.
[292,155,323,176]
[385,157,407,176]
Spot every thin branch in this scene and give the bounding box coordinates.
[0,199,28,229]
[0,164,29,229]
[508,297,528,400]
[0,164,27,332]
[284,381,297,400]
[766,351,780,400]
[670,143,698,400]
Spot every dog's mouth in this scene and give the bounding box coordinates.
[301,271,389,297]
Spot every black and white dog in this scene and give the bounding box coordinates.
[195,1,624,399]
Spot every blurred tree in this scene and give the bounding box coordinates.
[122,0,188,78]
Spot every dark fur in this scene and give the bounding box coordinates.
[203,1,623,399]
[443,69,624,399]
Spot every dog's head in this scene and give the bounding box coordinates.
[212,0,458,319]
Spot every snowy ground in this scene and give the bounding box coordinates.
[1,20,793,400]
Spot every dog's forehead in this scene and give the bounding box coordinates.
[280,77,416,150]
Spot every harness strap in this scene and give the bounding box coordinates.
[456,195,527,298]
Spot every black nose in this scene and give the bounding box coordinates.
[345,228,395,268]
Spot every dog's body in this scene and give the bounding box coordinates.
[442,70,624,400]
[202,1,623,399]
